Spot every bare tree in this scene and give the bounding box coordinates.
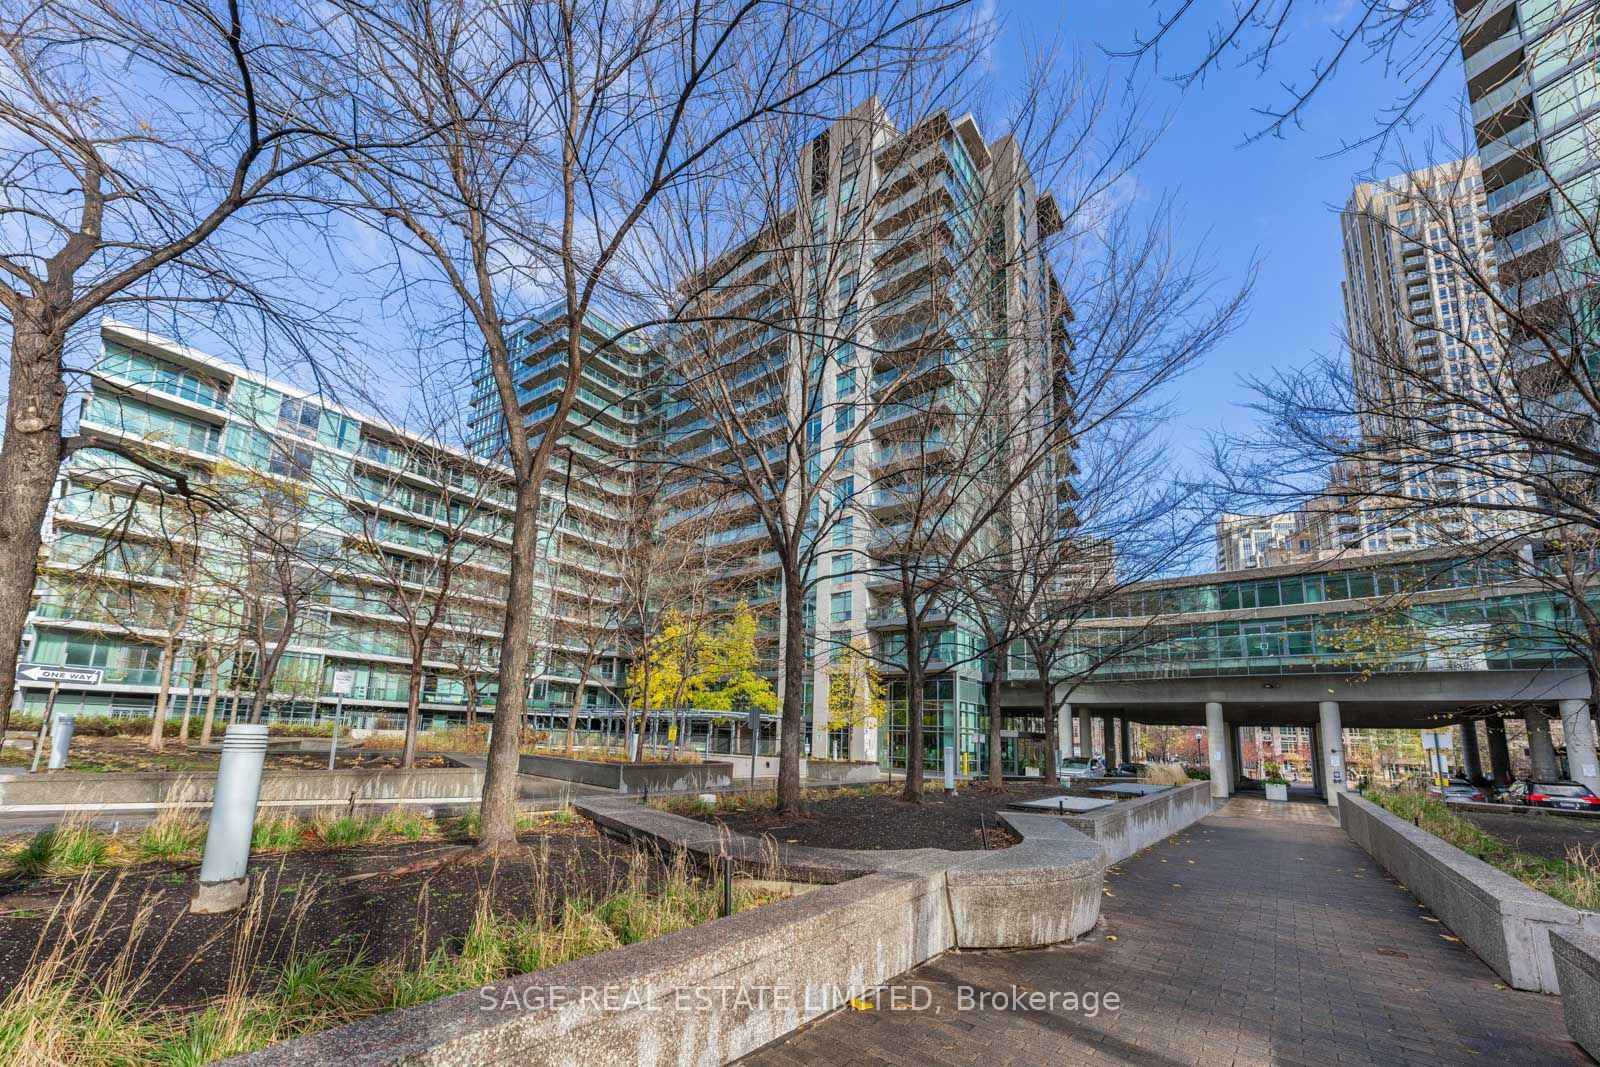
[1110,0,1466,152]
[0,0,360,739]
[201,459,346,723]
[326,0,974,848]
[344,429,507,767]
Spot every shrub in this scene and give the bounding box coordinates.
[378,809,437,840]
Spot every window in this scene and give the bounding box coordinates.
[830,590,853,622]
[268,439,313,478]
[832,516,853,547]
[278,396,322,439]
[832,553,850,578]
[830,628,850,664]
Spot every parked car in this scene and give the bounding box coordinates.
[1057,755,1106,779]
[1109,762,1148,778]
[1502,780,1600,811]
[1428,780,1488,803]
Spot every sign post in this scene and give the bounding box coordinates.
[19,665,101,773]
[328,670,355,770]
[746,702,760,788]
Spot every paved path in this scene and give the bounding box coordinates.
[743,796,1586,1066]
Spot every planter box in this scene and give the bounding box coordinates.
[1265,783,1288,801]
[1338,792,1600,992]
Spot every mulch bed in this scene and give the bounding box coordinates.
[0,823,668,1010]
[695,782,1079,852]
[1459,809,1600,863]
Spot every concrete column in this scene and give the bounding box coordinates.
[1310,723,1324,796]
[1205,702,1228,800]
[1057,702,1072,763]
[1485,717,1513,786]
[1458,720,1484,783]
[1559,699,1600,794]
[1077,706,1093,758]
[1105,715,1121,765]
[1526,709,1560,781]
[1120,718,1134,763]
[1228,725,1244,793]
[1318,701,1345,807]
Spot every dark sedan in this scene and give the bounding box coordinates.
[1503,780,1600,811]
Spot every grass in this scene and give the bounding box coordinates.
[250,815,305,852]
[308,815,384,847]
[134,813,207,862]
[4,806,579,879]
[1367,787,1600,910]
[0,848,787,1064]
[8,822,112,877]
[1143,763,1191,787]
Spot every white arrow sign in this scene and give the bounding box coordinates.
[17,663,103,686]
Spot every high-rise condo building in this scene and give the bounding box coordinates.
[1456,0,1600,428]
[19,101,1074,777]
[1340,157,1530,542]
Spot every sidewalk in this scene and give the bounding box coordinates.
[743,795,1586,1065]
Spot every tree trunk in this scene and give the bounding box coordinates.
[0,319,67,746]
[901,613,925,803]
[986,664,1004,787]
[1041,677,1058,772]
[465,677,478,729]
[477,479,541,851]
[149,641,176,751]
[179,654,203,743]
[402,663,423,769]
[200,659,221,745]
[775,561,808,813]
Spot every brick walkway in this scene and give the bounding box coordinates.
[742,797,1587,1066]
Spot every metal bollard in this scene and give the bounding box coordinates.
[191,723,269,913]
[46,716,75,770]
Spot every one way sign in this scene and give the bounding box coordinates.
[17,663,103,686]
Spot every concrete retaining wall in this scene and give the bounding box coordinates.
[803,760,884,785]
[1338,792,1600,992]
[0,763,482,812]
[1059,781,1215,864]
[230,797,1105,1066]
[1553,932,1600,1061]
[516,753,732,794]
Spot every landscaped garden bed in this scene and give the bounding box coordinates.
[1366,787,1600,909]
[0,809,782,1063]
[660,781,1087,851]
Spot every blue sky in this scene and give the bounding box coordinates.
[986,0,1470,468]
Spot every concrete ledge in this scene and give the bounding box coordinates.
[1338,791,1600,992]
[575,795,1107,948]
[228,864,952,1066]
[0,762,482,810]
[516,753,732,794]
[1058,780,1215,864]
[1553,931,1600,1060]
[223,796,1108,1065]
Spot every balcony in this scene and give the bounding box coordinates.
[1485,168,1547,214]
[1470,71,1530,126]
[1463,31,1523,94]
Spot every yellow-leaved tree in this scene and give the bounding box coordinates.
[825,636,885,759]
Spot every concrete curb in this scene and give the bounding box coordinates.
[1552,931,1600,1061]
[1338,791,1600,993]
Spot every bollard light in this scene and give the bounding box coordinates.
[191,723,269,914]
[46,716,75,771]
